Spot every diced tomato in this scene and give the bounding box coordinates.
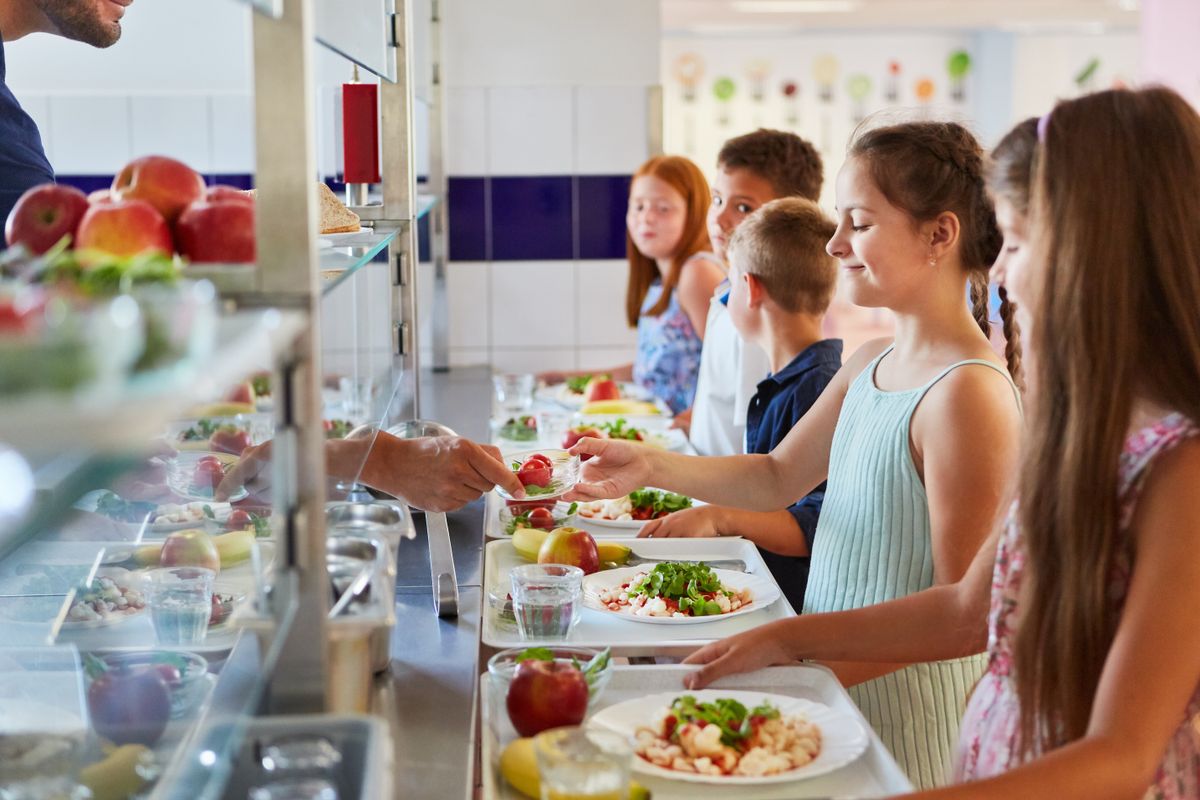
[653,510,669,519]
[663,714,678,738]
[630,506,653,521]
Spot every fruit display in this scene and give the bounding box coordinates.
[159,529,221,575]
[3,184,89,255]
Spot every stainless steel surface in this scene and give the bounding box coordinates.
[427,0,450,370]
[251,0,330,713]
[345,183,371,207]
[386,418,457,438]
[426,510,459,617]
[314,0,397,82]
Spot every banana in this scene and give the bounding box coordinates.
[511,527,550,562]
[213,528,255,567]
[187,401,255,417]
[580,400,660,416]
[79,744,151,800]
[131,542,162,567]
[499,737,650,799]
[595,542,631,565]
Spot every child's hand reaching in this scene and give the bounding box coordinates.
[682,621,798,689]
[565,436,653,501]
[638,504,723,538]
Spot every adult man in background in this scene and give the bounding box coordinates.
[0,0,131,225]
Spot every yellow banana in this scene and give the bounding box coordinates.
[213,528,255,567]
[580,400,660,416]
[131,543,162,567]
[499,738,650,799]
[595,542,632,565]
[79,744,151,800]
[511,527,550,562]
[187,401,255,417]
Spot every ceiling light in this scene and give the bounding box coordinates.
[732,0,861,13]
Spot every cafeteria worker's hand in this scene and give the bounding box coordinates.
[358,432,525,512]
[669,406,693,436]
[565,436,654,502]
[638,504,723,539]
[682,620,798,690]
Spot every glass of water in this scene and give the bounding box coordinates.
[510,564,583,640]
[143,567,215,646]
[535,727,633,800]
[493,372,536,414]
[536,409,572,448]
[248,778,339,800]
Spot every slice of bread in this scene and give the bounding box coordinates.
[315,182,360,234]
[242,185,361,234]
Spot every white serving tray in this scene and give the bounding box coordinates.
[481,536,794,654]
[480,663,913,799]
[483,491,707,540]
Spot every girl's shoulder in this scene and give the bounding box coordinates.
[843,338,894,376]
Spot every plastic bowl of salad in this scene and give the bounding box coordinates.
[487,645,612,708]
[498,501,578,536]
[496,449,580,502]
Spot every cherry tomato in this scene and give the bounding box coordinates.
[527,507,556,530]
[506,499,556,512]
[525,453,553,469]
[196,455,224,469]
[516,463,552,488]
[226,509,253,530]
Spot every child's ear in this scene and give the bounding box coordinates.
[744,272,767,309]
[928,211,962,261]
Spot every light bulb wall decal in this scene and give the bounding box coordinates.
[884,60,901,103]
[672,53,705,156]
[713,76,737,127]
[846,74,872,123]
[781,80,800,128]
[946,50,971,103]
[812,54,840,154]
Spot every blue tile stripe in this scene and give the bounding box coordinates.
[55,173,631,263]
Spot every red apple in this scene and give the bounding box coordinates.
[204,185,254,205]
[159,530,220,574]
[538,526,599,575]
[76,199,172,257]
[87,189,115,204]
[584,377,620,402]
[225,381,255,405]
[505,659,589,737]
[111,155,206,224]
[208,426,252,456]
[175,196,256,264]
[4,183,89,254]
[88,665,172,746]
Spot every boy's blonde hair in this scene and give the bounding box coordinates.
[726,197,837,315]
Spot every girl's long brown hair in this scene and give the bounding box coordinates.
[1014,87,1200,755]
[986,117,1040,390]
[625,156,713,327]
[849,122,1021,380]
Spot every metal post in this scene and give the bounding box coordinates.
[428,0,451,372]
[251,0,329,712]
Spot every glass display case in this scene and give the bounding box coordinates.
[0,0,433,797]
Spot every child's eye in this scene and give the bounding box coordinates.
[851,224,871,232]
[736,203,753,214]
[711,195,723,208]
[1005,245,1020,254]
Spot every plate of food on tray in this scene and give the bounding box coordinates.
[588,690,868,785]
[83,490,235,534]
[61,572,147,629]
[582,561,777,624]
[562,417,686,453]
[575,488,698,528]
[545,374,653,409]
[165,415,270,456]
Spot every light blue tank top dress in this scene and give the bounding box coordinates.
[802,344,1022,789]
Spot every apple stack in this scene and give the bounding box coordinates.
[5,155,256,264]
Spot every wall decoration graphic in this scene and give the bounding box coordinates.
[846,74,872,123]
[884,60,901,103]
[672,52,705,155]
[947,50,972,103]
[812,54,840,154]
[781,79,800,128]
[712,76,737,126]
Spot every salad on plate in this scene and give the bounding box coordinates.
[577,488,693,524]
[593,562,751,619]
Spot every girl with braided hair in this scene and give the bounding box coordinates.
[568,119,1024,787]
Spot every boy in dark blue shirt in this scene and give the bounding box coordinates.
[639,198,840,609]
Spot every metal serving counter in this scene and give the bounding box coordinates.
[373,366,492,800]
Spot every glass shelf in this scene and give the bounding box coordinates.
[319,224,401,296]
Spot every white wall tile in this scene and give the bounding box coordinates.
[415,260,435,349]
[315,85,341,179]
[446,87,487,175]
[576,261,637,348]
[48,95,132,174]
[490,261,576,348]
[16,94,52,163]
[487,87,573,175]
[450,347,491,368]
[130,95,212,172]
[448,262,490,348]
[577,347,636,372]
[210,94,254,174]
[492,348,575,373]
[574,86,649,174]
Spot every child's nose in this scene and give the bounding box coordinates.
[826,231,848,259]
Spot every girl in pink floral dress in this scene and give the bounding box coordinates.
[681,87,1200,798]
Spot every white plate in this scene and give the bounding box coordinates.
[319,228,365,241]
[583,565,778,625]
[547,381,653,409]
[589,690,869,786]
[576,492,704,529]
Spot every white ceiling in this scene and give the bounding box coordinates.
[662,0,1139,35]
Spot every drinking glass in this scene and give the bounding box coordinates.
[339,375,376,421]
[509,564,583,640]
[536,409,571,448]
[143,567,215,646]
[493,372,536,414]
[534,727,633,800]
[248,778,338,800]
